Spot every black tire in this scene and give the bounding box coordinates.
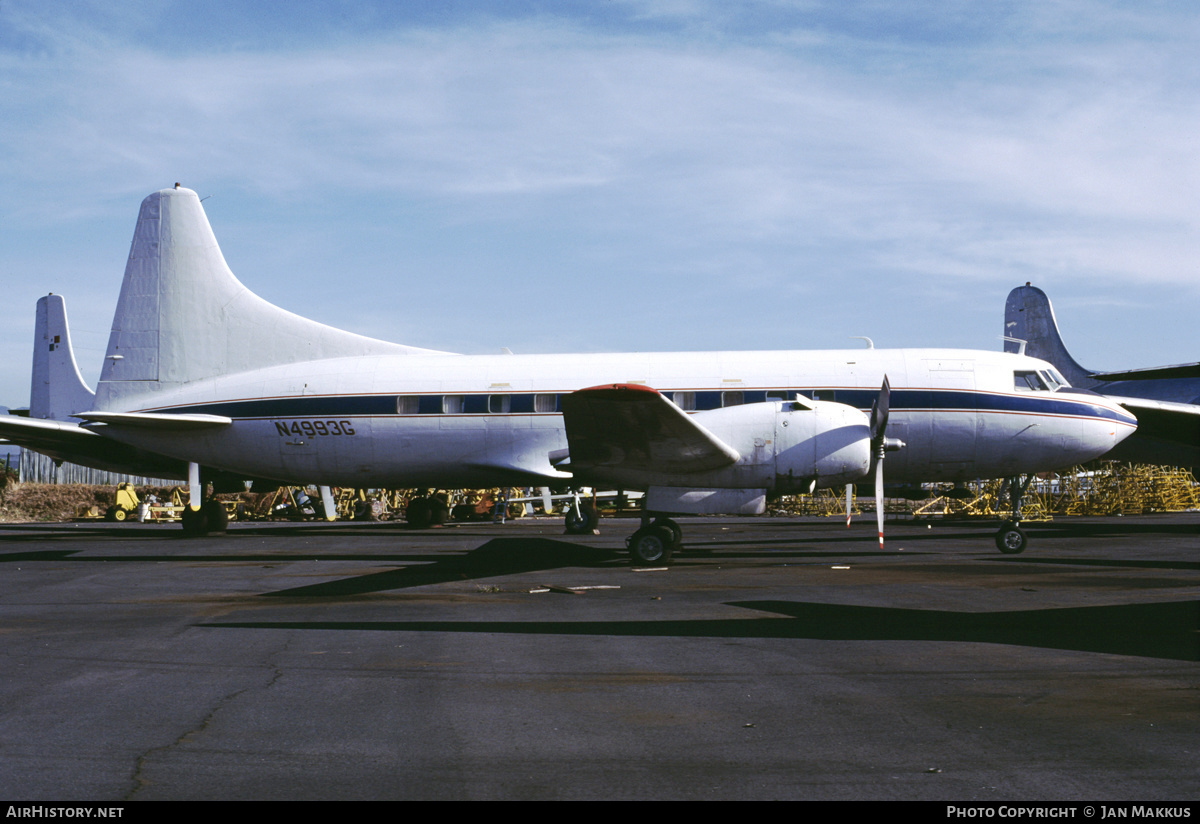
[628,525,674,566]
[564,501,598,534]
[429,498,449,526]
[653,517,682,547]
[406,497,432,529]
[995,521,1027,554]
[204,500,229,534]
[180,505,210,536]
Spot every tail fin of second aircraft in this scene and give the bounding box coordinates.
[95,185,450,409]
[30,294,97,421]
[1003,284,1094,387]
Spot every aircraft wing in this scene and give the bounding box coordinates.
[1105,396,1200,447]
[1093,363,1200,382]
[560,384,740,475]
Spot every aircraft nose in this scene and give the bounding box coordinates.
[1086,396,1139,453]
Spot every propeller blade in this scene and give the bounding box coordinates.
[846,483,853,527]
[869,376,891,443]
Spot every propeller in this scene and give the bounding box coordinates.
[868,376,905,549]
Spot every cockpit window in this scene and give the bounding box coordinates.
[1039,370,1063,391]
[1014,370,1048,391]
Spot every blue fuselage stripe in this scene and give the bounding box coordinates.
[150,388,1134,426]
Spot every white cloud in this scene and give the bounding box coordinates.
[0,2,1196,403]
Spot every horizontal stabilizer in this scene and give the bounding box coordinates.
[561,384,740,475]
[0,416,106,449]
[0,415,186,478]
[76,411,233,429]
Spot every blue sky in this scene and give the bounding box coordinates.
[1,1,1197,408]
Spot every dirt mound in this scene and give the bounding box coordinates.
[0,482,182,523]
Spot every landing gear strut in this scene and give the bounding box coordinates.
[563,495,599,534]
[994,475,1032,554]
[179,462,228,536]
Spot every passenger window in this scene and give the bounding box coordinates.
[442,395,464,413]
[489,394,511,413]
[722,391,744,407]
[672,391,696,411]
[534,394,557,413]
[766,390,787,402]
[396,395,419,415]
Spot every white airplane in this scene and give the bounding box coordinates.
[1004,283,1200,471]
[1,186,1137,560]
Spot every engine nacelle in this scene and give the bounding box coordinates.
[770,400,873,491]
[614,399,872,492]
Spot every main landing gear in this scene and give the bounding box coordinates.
[994,475,1033,554]
[179,461,229,536]
[626,516,682,566]
[180,499,229,536]
[405,492,449,529]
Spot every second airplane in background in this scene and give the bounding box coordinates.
[1004,283,1200,471]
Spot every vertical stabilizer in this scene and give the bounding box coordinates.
[96,186,447,409]
[31,295,97,421]
[1003,284,1094,387]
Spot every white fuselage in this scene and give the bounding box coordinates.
[91,347,1137,489]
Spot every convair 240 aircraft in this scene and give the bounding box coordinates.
[6,186,1137,560]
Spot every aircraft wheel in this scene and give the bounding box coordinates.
[564,501,598,534]
[429,497,449,526]
[995,521,1027,554]
[653,517,683,547]
[204,500,229,534]
[180,506,210,536]
[628,525,674,566]
[406,497,433,529]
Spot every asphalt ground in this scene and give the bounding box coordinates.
[1,513,1197,801]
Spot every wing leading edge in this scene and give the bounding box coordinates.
[560,384,740,476]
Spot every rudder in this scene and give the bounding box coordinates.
[30,294,96,421]
[95,185,449,409]
[1003,284,1094,387]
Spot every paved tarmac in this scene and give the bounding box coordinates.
[1,513,1197,801]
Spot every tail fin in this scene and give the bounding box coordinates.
[96,185,448,409]
[1003,284,1094,387]
[30,295,97,421]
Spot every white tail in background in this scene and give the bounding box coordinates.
[31,294,96,421]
